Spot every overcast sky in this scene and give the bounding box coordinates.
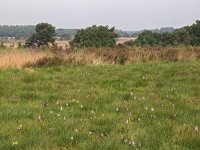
[0,0,200,30]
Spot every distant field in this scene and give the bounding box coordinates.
[0,62,200,149]
[116,37,137,44]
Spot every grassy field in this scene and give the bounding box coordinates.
[0,61,200,150]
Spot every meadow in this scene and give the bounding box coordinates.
[0,48,200,150]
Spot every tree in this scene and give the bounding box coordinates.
[25,23,56,48]
[185,20,200,46]
[70,25,118,49]
[134,30,161,47]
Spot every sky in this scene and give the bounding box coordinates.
[0,0,200,30]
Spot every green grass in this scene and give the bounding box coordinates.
[0,62,200,150]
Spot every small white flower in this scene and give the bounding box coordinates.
[81,105,83,108]
[72,99,76,102]
[138,118,141,121]
[102,114,105,117]
[145,107,148,110]
[50,110,53,114]
[195,126,199,132]
[56,101,59,105]
[70,136,74,140]
[125,119,129,125]
[89,131,93,135]
[116,108,119,112]
[57,114,61,117]
[66,103,69,107]
[75,129,78,132]
[124,139,128,144]
[91,111,95,114]
[131,141,135,146]
[16,124,22,130]
[64,117,66,121]
[38,115,41,120]
[76,100,79,103]
[130,92,133,96]
[151,108,154,112]
[60,107,63,111]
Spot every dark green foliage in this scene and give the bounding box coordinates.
[127,20,199,47]
[134,31,161,47]
[185,20,200,46]
[70,25,118,49]
[161,28,191,46]
[25,23,56,48]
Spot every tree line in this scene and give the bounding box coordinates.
[0,25,175,40]
[126,20,200,47]
[1,20,199,49]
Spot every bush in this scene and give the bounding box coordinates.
[70,25,118,49]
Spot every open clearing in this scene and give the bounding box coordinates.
[0,62,200,149]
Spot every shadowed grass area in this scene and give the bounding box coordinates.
[0,62,200,150]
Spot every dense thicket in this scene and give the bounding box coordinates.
[70,25,118,48]
[128,20,200,47]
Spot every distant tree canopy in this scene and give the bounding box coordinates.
[25,23,56,48]
[0,25,35,39]
[126,20,200,47]
[70,25,118,48]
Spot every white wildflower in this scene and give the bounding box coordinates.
[130,92,133,96]
[89,131,93,135]
[38,115,41,120]
[151,108,154,112]
[125,119,129,125]
[195,126,199,132]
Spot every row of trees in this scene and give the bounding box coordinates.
[128,20,200,47]
[24,20,200,49]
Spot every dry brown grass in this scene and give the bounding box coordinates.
[1,47,200,68]
[0,49,49,69]
[62,47,200,66]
